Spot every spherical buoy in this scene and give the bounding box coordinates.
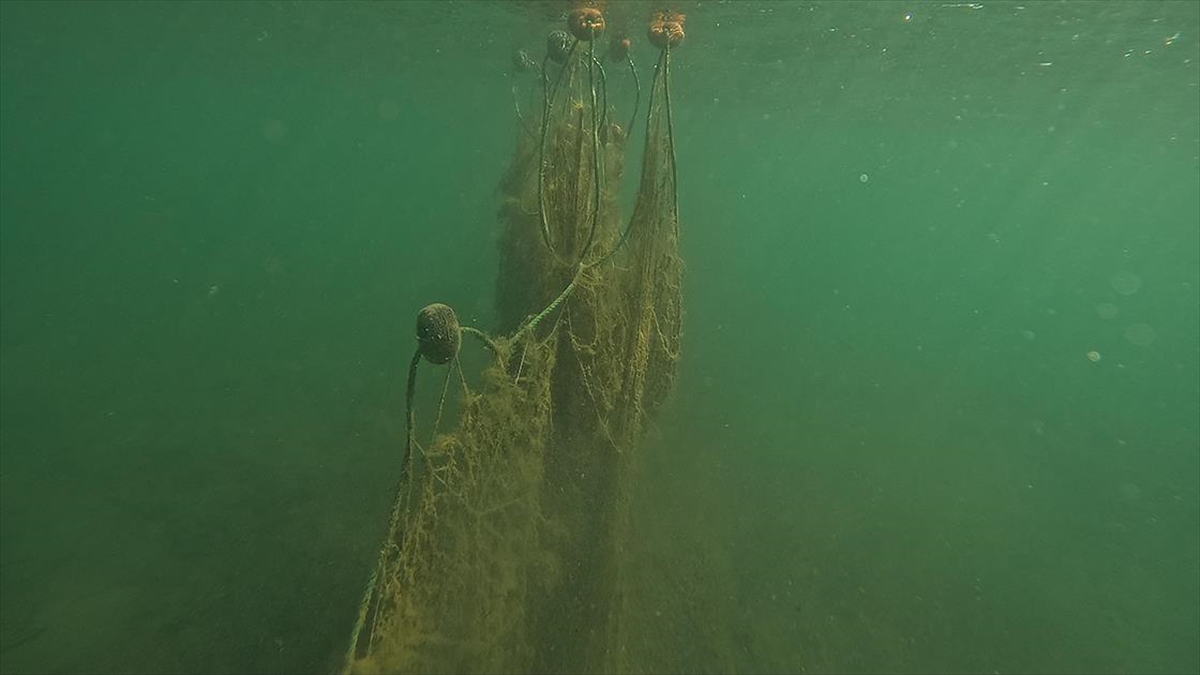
[608,34,631,62]
[416,303,461,365]
[546,30,571,64]
[569,7,605,42]
[648,11,685,49]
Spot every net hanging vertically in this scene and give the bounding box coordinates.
[341,7,687,673]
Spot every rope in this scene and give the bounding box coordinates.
[347,346,423,664]
[579,38,602,265]
[461,326,501,358]
[625,53,641,140]
[580,49,664,270]
[664,43,680,230]
[513,271,580,341]
[537,41,579,265]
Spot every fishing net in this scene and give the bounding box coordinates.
[341,7,686,673]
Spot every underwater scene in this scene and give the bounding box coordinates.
[1,1,1197,673]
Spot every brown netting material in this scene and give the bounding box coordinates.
[342,15,683,673]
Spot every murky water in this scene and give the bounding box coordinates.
[2,2,1197,673]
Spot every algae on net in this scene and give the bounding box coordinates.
[343,8,685,674]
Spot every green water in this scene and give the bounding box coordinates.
[1,1,1196,673]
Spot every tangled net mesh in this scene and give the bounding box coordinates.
[343,9,684,673]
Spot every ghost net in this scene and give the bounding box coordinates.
[341,7,687,674]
